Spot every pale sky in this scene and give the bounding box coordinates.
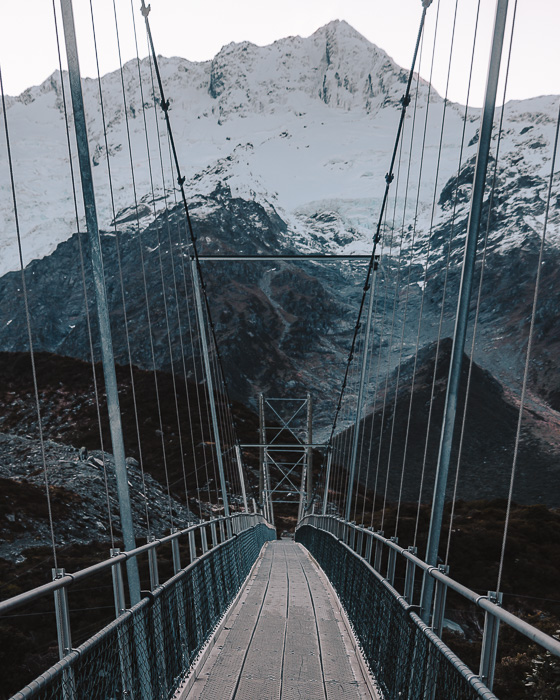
[0,1,559,108]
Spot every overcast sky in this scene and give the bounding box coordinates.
[0,1,559,108]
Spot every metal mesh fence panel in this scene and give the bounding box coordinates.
[11,522,275,700]
[296,524,489,700]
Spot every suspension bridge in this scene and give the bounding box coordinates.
[1,0,560,698]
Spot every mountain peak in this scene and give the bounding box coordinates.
[206,19,410,117]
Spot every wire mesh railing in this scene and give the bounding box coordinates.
[296,515,560,700]
[6,514,275,700]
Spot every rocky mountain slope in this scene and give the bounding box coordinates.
[335,338,560,508]
[1,20,560,506]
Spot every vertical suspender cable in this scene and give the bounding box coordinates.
[52,1,117,546]
[420,0,510,624]
[445,0,517,565]
[496,100,560,594]
[395,0,457,539]
[314,0,433,517]
[0,65,59,571]
[110,0,176,531]
[58,0,141,605]
[413,0,483,548]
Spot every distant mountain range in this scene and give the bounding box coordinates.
[1,20,560,505]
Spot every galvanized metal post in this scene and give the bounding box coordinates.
[52,569,76,700]
[191,258,230,517]
[188,529,197,563]
[356,525,364,557]
[201,525,209,554]
[263,447,274,525]
[345,263,378,521]
[322,449,333,515]
[404,547,418,604]
[306,393,313,504]
[259,393,265,506]
[348,523,354,547]
[147,535,159,590]
[234,444,249,512]
[432,565,449,637]
[374,531,384,572]
[171,530,181,573]
[420,0,510,623]
[210,519,218,547]
[169,533,189,664]
[297,449,307,523]
[387,537,398,586]
[479,591,503,690]
[146,538,168,695]
[110,550,133,696]
[364,528,374,563]
[52,569,73,657]
[59,0,141,606]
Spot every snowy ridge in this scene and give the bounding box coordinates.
[0,20,559,279]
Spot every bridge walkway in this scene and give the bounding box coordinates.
[184,539,377,700]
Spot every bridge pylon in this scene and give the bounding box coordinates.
[246,394,321,527]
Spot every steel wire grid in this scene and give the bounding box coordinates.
[11,523,275,700]
[296,525,484,700]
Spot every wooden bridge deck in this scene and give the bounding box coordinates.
[184,539,376,700]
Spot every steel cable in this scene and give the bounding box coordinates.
[395,0,459,539]
[413,0,482,548]
[496,79,559,597]
[309,0,433,514]
[445,0,517,566]
[87,0,153,538]
[0,64,59,569]
[52,0,117,547]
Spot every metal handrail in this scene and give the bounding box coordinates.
[297,515,560,659]
[10,515,276,699]
[0,513,272,616]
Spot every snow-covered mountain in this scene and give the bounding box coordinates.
[0,20,466,275]
[1,19,560,442]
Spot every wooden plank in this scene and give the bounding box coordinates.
[183,540,376,700]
